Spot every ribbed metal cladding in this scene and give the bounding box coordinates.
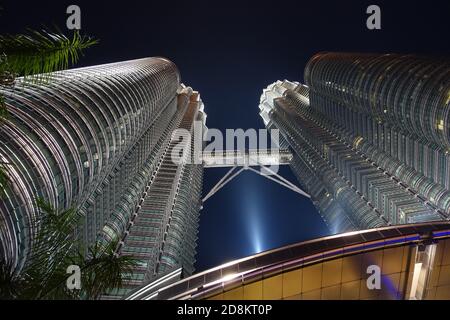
[262,82,388,232]
[305,52,450,150]
[260,74,448,235]
[107,88,206,298]
[0,57,183,269]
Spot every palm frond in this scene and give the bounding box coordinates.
[29,252,82,300]
[20,199,81,298]
[3,198,135,300]
[79,238,139,299]
[0,29,97,83]
[0,259,24,299]
[0,53,15,87]
[27,200,80,267]
[38,238,138,300]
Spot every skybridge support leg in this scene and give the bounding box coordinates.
[202,166,310,206]
[247,167,310,198]
[202,166,245,203]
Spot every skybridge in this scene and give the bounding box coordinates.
[201,149,310,204]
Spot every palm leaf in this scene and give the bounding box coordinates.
[0,29,97,84]
[0,258,25,299]
[79,238,139,299]
[19,199,81,299]
[40,238,138,300]
[2,198,136,300]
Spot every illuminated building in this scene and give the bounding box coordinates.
[259,53,450,233]
[126,222,450,300]
[0,58,206,297]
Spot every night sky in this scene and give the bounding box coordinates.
[1,0,449,271]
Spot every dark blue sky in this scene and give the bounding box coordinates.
[1,0,449,271]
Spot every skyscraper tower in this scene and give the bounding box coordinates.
[260,53,450,234]
[0,57,206,288]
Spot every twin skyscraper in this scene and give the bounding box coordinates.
[0,52,448,298]
[261,53,450,233]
